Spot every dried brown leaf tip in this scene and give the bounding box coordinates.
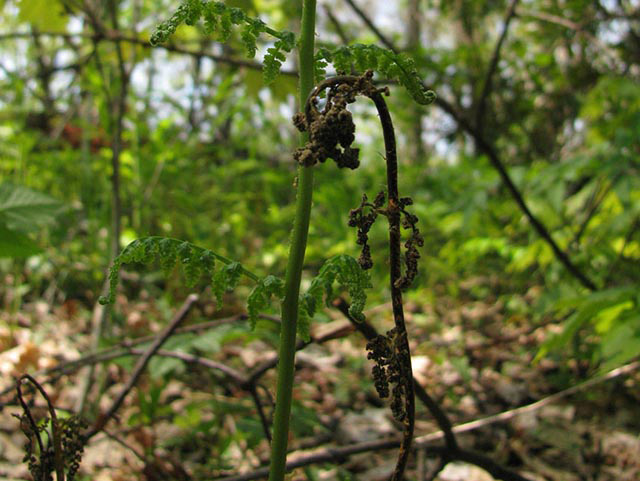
[348,191,385,270]
[397,197,423,289]
[348,191,423,288]
[366,327,411,422]
[292,71,381,169]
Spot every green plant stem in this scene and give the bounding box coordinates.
[267,1,317,481]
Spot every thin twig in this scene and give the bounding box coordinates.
[15,377,46,458]
[17,375,65,481]
[432,360,640,439]
[249,385,272,443]
[0,315,251,403]
[84,294,198,439]
[475,0,519,131]
[515,8,623,69]
[0,30,297,76]
[322,5,351,46]
[344,0,395,51]
[571,176,615,247]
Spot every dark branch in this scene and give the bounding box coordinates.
[475,0,520,131]
[344,0,396,52]
[0,30,297,77]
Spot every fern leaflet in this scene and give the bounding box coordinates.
[98,236,259,306]
[301,255,372,324]
[247,275,285,329]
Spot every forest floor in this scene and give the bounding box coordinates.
[0,279,639,481]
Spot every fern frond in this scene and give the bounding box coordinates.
[150,0,295,84]
[301,255,372,323]
[98,236,259,306]
[315,44,436,105]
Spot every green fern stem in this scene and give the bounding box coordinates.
[267,1,317,480]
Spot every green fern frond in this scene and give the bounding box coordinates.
[315,44,436,105]
[98,236,259,306]
[150,0,295,84]
[301,255,372,323]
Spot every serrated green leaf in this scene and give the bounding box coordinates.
[315,44,435,105]
[151,0,294,84]
[297,309,311,342]
[0,183,64,232]
[212,261,245,305]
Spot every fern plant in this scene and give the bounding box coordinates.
[100,2,436,481]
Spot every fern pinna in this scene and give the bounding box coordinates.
[100,237,371,342]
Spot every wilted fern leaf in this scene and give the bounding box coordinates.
[301,254,372,323]
[315,44,436,105]
[98,236,258,306]
[247,275,285,328]
[150,0,295,84]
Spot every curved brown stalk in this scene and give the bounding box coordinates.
[297,72,416,480]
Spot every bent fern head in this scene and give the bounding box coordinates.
[315,44,436,105]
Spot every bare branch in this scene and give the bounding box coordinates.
[0,30,297,76]
[84,294,198,439]
[344,0,396,52]
[475,0,519,131]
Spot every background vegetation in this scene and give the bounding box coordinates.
[0,0,639,480]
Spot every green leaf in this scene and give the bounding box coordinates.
[149,356,185,379]
[0,183,64,232]
[212,261,245,305]
[599,317,640,371]
[17,0,68,31]
[0,222,42,258]
[151,1,297,84]
[536,286,639,362]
